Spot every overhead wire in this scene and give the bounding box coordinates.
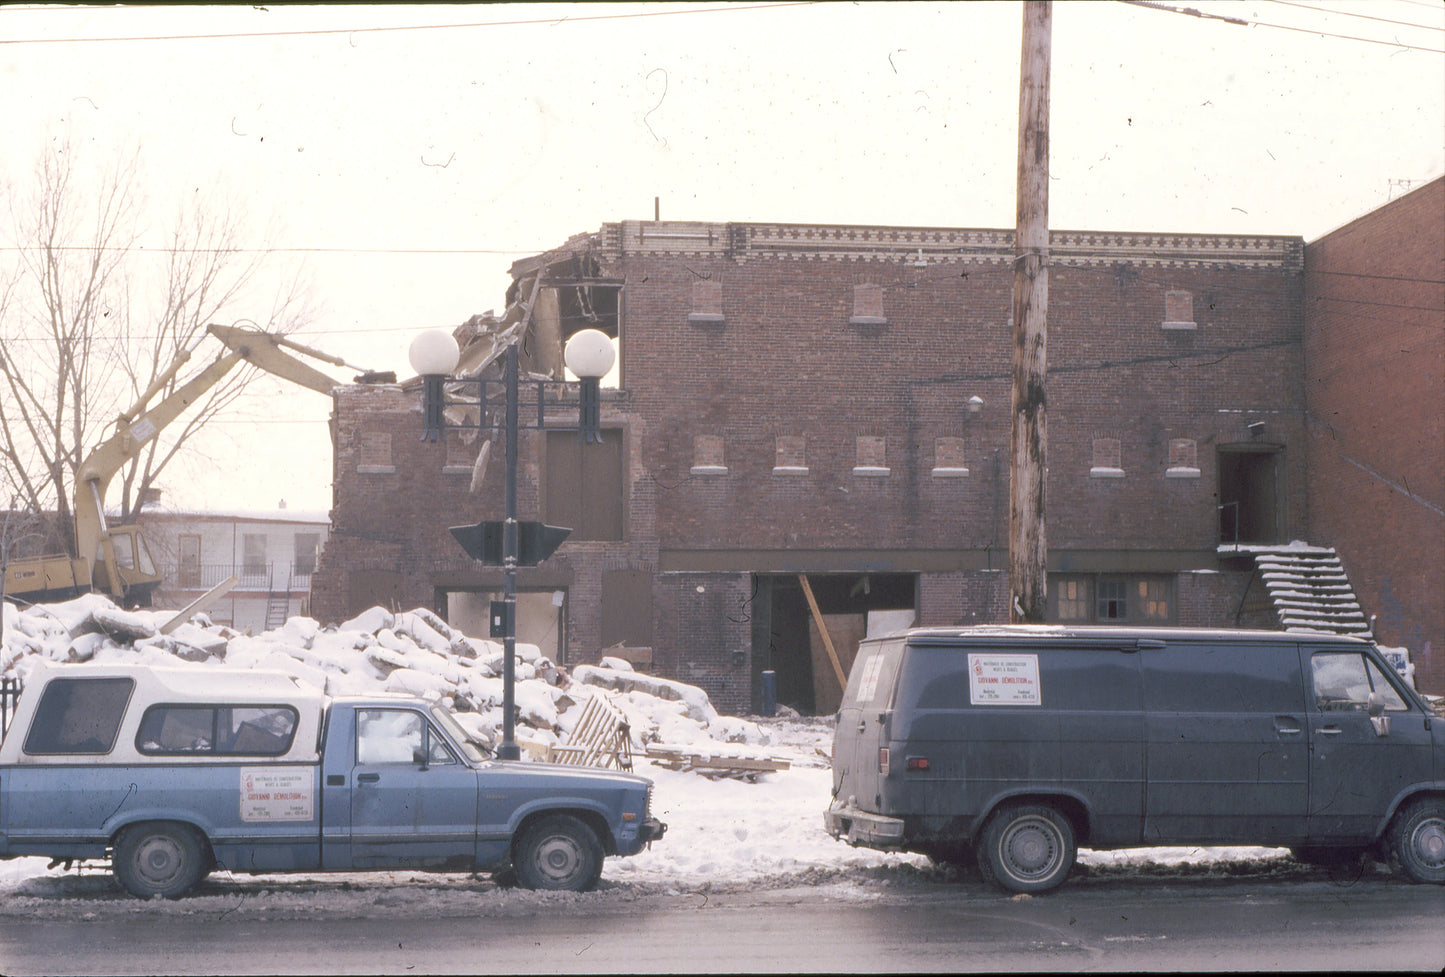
[0,2,818,45]
[1119,0,1445,53]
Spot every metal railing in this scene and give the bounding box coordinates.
[158,562,313,593]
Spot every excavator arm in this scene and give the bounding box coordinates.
[72,324,374,600]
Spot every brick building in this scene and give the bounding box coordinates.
[1303,178,1444,692]
[311,216,1412,714]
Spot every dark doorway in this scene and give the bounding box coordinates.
[1218,446,1283,544]
[751,573,917,715]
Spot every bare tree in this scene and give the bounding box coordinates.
[0,136,313,557]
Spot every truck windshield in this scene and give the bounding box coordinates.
[430,705,488,764]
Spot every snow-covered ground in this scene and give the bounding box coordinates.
[0,596,1376,914]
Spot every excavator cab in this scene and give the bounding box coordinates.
[92,526,160,606]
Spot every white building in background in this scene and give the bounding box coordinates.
[138,498,329,633]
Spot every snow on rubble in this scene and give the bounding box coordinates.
[0,595,1307,907]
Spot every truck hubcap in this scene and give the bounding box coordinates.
[535,836,581,881]
[1413,818,1445,869]
[1001,818,1058,878]
[136,836,184,884]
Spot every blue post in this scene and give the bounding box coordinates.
[760,670,777,718]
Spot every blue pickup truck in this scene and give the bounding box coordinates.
[0,662,664,898]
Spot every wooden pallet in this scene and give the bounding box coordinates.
[644,745,791,780]
[550,693,633,771]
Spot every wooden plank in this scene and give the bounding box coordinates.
[797,574,847,690]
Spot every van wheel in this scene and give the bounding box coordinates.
[513,815,603,892]
[977,804,1076,894]
[1389,799,1445,884]
[113,822,209,899]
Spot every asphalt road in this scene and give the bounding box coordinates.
[2,872,1441,974]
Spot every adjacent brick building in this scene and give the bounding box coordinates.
[315,216,1399,714]
[1304,178,1444,692]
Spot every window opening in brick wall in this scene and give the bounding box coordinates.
[444,430,476,472]
[1163,289,1196,330]
[1049,574,1175,624]
[545,428,624,540]
[932,437,969,477]
[691,434,727,475]
[1090,438,1124,478]
[853,435,889,476]
[849,283,887,326]
[358,431,395,473]
[1166,438,1201,478]
[687,279,725,326]
[773,435,808,475]
[557,282,622,387]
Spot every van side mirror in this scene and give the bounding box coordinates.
[1367,692,1390,737]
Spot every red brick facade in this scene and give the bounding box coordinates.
[1304,179,1445,692]
[312,216,1436,712]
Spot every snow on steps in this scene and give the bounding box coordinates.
[1222,542,1371,636]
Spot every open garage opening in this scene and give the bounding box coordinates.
[751,573,917,716]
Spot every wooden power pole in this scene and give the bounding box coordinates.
[1010,0,1052,623]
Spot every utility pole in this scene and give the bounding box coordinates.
[1010,0,1052,624]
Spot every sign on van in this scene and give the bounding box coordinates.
[967,653,1040,705]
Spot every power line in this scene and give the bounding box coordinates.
[1262,0,1445,33]
[0,2,816,45]
[1119,0,1445,53]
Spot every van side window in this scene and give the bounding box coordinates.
[23,678,134,755]
[1310,653,1409,713]
[843,639,905,709]
[136,705,298,756]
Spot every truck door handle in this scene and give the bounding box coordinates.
[1317,726,1343,736]
[357,773,381,783]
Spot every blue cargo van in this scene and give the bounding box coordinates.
[825,626,1443,893]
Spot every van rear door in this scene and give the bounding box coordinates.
[832,636,906,810]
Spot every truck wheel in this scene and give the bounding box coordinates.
[1389,799,1445,884]
[113,822,209,899]
[513,815,603,892]
[977,803,1076,895]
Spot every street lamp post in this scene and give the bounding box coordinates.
[409,327,615,761]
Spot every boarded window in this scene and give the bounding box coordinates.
[1166,438,1200,478]
[850,284,886,325]
[854,436,889,475]
[1091,438,1124,477]
[1163,289,1196,330]
[545,428,624,541]
[23,678,134,755]
[774,435,808,473]
[358,432,394,471]
[692,434,727,474]
[687,279,724,326]
[932,437,968,476]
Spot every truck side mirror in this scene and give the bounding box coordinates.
[1367,692,1390,737]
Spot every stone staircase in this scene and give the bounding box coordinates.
[1227,544,1371,636]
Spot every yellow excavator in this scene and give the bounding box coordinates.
[2,324,389,606]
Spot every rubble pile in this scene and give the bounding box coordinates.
[0,594,769,756]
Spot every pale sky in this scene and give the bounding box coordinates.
[2,1,1442,513]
